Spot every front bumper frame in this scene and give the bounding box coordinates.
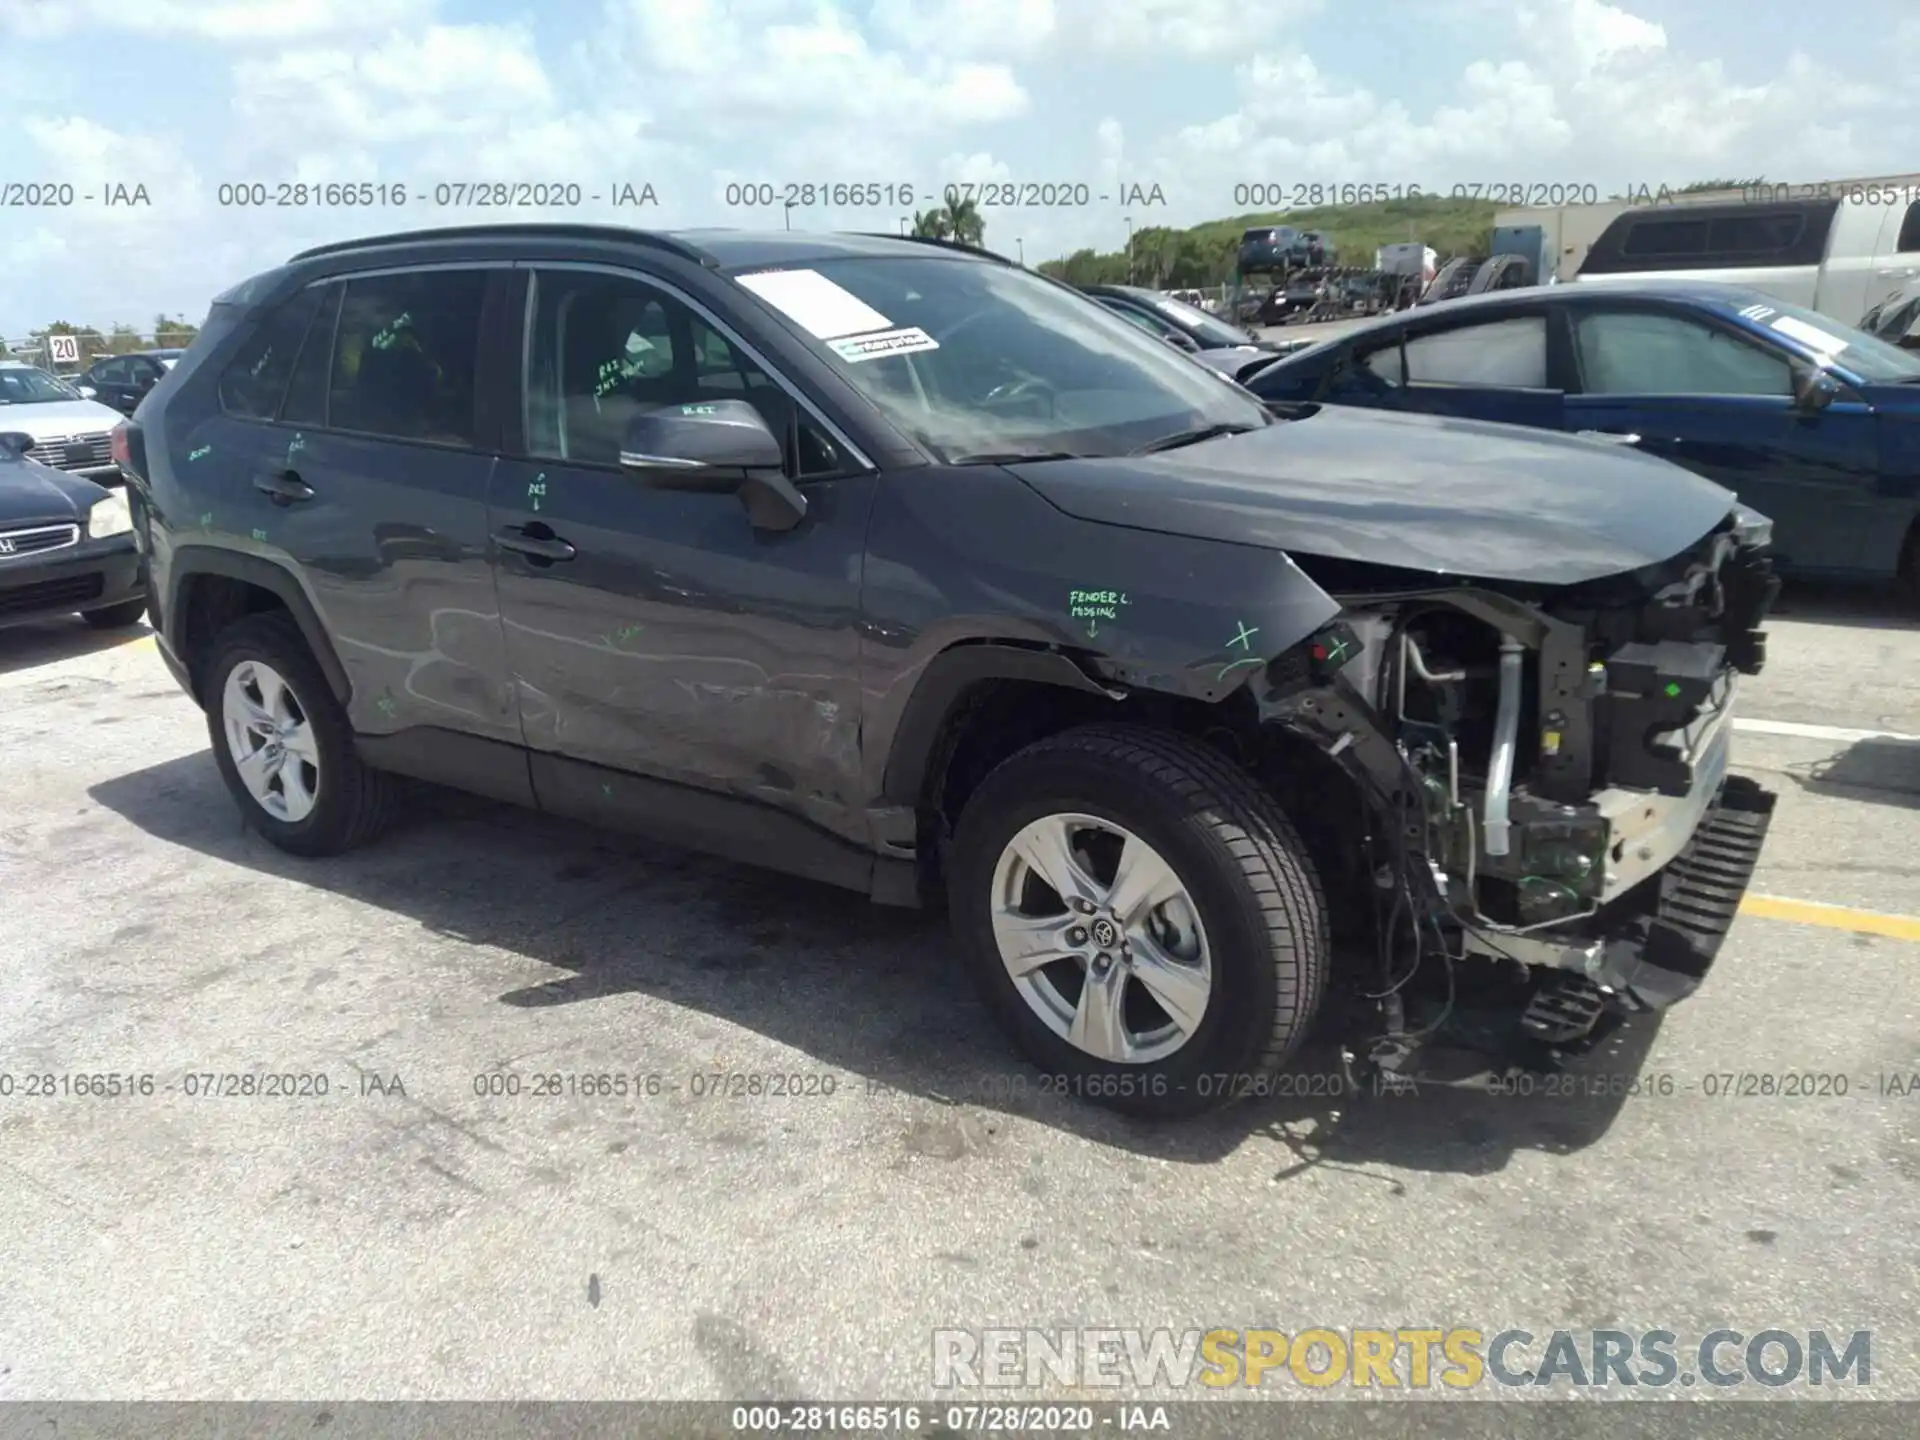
[0,530,143,629]
[1463,774,1776,1010]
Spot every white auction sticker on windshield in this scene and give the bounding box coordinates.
[828,326,941,362]
[1770,315,1849,354]
[734,268,894,339]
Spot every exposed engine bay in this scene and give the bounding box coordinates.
[1250,506,1781,1085]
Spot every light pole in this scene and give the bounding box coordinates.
[784,200,795,231]
[1016,237,1024,265]
[899,216,908,235]
[1123,216,1134,282]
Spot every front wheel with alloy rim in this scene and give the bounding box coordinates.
[947,724,1330,1118]
[204,611,400,856]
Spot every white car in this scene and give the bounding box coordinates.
[0,361,126,483]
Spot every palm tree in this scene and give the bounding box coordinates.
[910,208,950,239]
[940,195,985,245]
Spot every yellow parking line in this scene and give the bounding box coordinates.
[1740,894,1920,943]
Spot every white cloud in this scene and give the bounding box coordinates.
[865,0,1322,59]
[867,0,1058,58]
[1,0,434,42]
[4,0,1920,332]
[230,24,553,157]
[1065,0,1323,58]
[1149,0,1917,219]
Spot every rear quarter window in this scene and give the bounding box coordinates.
[1581,200,1838,275]
[1893,202,1920,254]
[216,286,325,420]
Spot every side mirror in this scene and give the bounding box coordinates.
[1792,366,1839,413]
[1165,331,1200,353]
[0,431,34,455]
[619,397,807,531]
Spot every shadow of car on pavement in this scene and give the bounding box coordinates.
[90,750,1666,1174]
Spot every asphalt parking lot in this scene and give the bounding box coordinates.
[2,585,1918,1404]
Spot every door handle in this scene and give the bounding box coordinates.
[1876,267,1917,279]
[493,526,577,562]
[1575,430,1641,444]
[253,469,314,504]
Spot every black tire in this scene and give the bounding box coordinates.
[946,724,1330,1119]
[202,610,401,856]
[1468,253,1534,294]
[82,597,148,629]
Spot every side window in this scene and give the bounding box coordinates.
[279,283,343,426]
[1573,311,1792,396]
[1357,340,1404,385]
[690,315,771,393]
[1621,217,1710,260]
[1895,202,1920,255]
[328,269,488,446]
[526,269,845,476]
[93,358,131,385]
[217,286,324,419]
[1402,317,1549,387]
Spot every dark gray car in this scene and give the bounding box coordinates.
[120,225,1779,1117]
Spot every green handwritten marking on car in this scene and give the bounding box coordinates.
[528,474,547,512]
[1665,682,1683,698]
[187,445,211,462]
[601,782,614,799]
[1213,621,1265,681]
[287,433,305,462]
[681,403,718,415]
[1068,588,1129,638]
[198,511,213,527]
[1215,656,1265,682]
[375,692,397,717]
[370,312,413,351]
[606,623,644,646]
[251,528,268,541]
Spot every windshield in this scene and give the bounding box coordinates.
[0,368,81,404]
[732,257,1269,461]
[1146,294,1257,346]
[1724,293,1920,383]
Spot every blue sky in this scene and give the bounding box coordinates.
[3,0,1917,338]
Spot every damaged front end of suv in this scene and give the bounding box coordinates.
[1000,405,1783,1092]
[1246,505,1779,1080]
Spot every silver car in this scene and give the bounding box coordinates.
[0,361,126,483]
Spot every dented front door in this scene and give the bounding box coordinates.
[489,262,876,842]
[489,452,877,833]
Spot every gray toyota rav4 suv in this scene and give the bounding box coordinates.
[120,224,1778,1117]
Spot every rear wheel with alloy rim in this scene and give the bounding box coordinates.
[948,724,1330,1118]
[204,611,400,855]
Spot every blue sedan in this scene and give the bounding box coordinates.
[1245,280,1920,591]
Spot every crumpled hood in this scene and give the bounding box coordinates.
[1007,404,1743,586]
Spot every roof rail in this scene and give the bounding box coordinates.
[851,233,1013,264]
[288,224,720,268]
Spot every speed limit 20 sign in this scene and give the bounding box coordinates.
[47,334,80,364]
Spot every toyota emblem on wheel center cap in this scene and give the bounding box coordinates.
[1090,917,1120,949]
